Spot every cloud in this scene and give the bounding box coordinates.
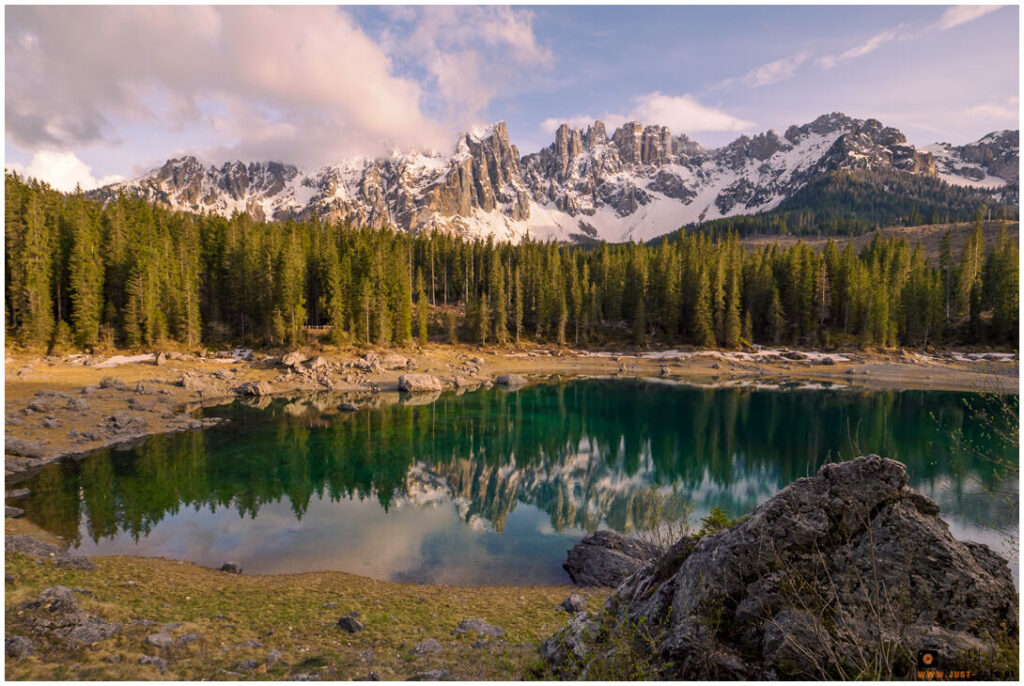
[629,93,754,133]
[817,28,901,69]
[717,53,809,89]
[963,95,1019,122]
[933,5,1002,31]
[741,53,809,87]
[539,93,753,141]
[382,6,554,126]
[5,6,447,166]
[6,151,124,192]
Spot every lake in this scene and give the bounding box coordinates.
[10,379,1018,585]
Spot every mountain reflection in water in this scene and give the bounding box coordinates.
[13,380,1018,585]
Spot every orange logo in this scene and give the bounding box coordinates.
[922,653,934,666]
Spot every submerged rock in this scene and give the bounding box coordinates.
[542,455,1019,680]
[563,530,658,587]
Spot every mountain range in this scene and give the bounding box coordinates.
[92,113,1019,243]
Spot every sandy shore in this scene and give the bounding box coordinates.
[4,343,1017,481]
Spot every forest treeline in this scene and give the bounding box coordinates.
[5,172,1018,352]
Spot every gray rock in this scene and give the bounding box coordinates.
[408,669,449,681]
[5,635,34,658]
[66,397,89,411]
[337,612,364,633]
[138,655,167,671]
[411,638,443,656]
[338,402,359,412]
[5,437,48,459]
[219,561,242,574]
[238,659,261,671]
[144,632,175,648]
[542,455,1019,680]
[235,381,272,397]
[177,632,203,645]
[559,593,586,613]
[35,586,80,614]
[452,618,505,638]
[266,649,283,665]
[398,373,444,393]
[6,506,25,518]
[155,352,168,366]
[281,351,307,369]
[495,373,528,387]
[563,530,658,587]
[99,376,127,390]
[66,617,121,646]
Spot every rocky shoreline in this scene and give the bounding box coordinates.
[4,343,1018,482]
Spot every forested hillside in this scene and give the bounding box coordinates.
[5,173,1018,352]
[673,168,1018,239]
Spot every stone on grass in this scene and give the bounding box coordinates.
[411,638,443,656]
[559,593,586,613]
[219,561,242,574]
[5,635,34,658]
[337,612,364,634]
[138,655,167,672]
[452,618,505,637]
[144,632,175,649]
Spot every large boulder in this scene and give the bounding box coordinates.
[542,456,1018,680]
[563,530,658,587]
[281,351,307,369]
[235,381,272,397]
[495,373,528,387]
[398,374,444,393]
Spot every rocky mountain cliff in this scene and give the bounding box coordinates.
[92,114,1018,243]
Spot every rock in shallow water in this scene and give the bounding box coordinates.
[562,530,658,587]
[398,374,444,393]
[542,455,1019,680]
[495,373,528,387]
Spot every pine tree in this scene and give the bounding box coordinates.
[19,194,55,346]
[693,268,716,347]
[513,263,523,345]
[67,199,104,347]
[415,267,429,345]
[477,294,490,346]
[490,259,508,345]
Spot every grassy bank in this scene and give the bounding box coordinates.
[5,520,607,681]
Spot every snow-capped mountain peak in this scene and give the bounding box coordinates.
[91,114,1019,243]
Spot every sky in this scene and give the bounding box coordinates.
[4,4,1020,192]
